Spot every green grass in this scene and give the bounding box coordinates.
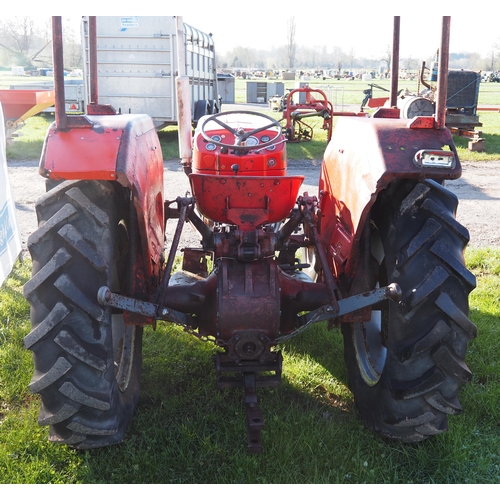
[1,247,499,483]
[5,115,52,161]
[454,112,500,161]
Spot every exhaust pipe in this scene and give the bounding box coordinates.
[389,16,400,108]
[435,16,450,130]
[52,17,67,130]
[175,16,193,173]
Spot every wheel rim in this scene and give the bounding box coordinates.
[353,310,386,386]
[112,315,136,392]
[353,223,387,386]
[111,218,136,393]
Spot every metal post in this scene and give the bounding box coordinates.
[52,17,67,130]
[175,16,193,172]
[435,16,451,129]
[390,16,400,108]
[89,16,98,105]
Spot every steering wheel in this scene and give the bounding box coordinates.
[200,110,283,151]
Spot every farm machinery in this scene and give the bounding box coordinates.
[362,51,483,149]
[272,85,366,142]
[0,89,55,143]
[276,86,334,142]
[23,17,476,453]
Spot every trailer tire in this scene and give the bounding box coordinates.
[342,179,476,442]
[24,180,142,448]
[194,99,209,121]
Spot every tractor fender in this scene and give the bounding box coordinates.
[318,115,461,292]
[39,113,164,291]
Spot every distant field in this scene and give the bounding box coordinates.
[0,73,81,89]
[233,76,500,107]
[2,70,499,105]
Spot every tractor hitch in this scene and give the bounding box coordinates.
[97,286,197,329]
[97,283,401,334]
[97,281,401,452]
[214,351,282,454]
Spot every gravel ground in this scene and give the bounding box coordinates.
[6,157,500,257]
[6,157,323,254]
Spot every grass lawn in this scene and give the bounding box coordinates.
[0,248,499,483]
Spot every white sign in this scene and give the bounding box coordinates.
[120,16,139,31]
[0,103,22,286]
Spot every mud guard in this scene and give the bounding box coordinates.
[318,115,461,292]
[38,113,164,294]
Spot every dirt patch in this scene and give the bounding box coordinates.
[7,159,500,256]
[446,161,500,248]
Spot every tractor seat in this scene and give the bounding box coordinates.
[189,173,304,229]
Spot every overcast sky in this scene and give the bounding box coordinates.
[4,1,499,61]
[183,13,499,60]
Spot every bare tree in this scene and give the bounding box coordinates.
[348,47,356,72]
[2,17,35,53]
[403,54,416,72]
[489,41,500,71]
[286,17,296,69]
[0,16,51,67]
[380,43,392,72]
[0,16,83,69]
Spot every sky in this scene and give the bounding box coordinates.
[4,1,500,61]
[183,13,499,60]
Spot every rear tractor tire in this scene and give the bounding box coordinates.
[342,179,477,442]
[24,180,142,448]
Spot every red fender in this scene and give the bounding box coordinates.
[39,113,164,294]
[318,115,461,292]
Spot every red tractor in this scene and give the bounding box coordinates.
[24,17,476,453]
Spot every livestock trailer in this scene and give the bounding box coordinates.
[81,16,220,128]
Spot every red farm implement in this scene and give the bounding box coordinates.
[279,85,367,142]
[0,89,54,141]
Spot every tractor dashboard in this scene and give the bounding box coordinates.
[192,111,287,176]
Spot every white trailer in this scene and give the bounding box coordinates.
[81,16,220,129]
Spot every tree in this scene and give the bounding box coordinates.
[0,17,38,67]
[403,54,416,72]
[2,17,35,54]
[286,17,296,69]
[0,16,82,69]
[489,41,500,71]
[381,43,392,72]
[348,47,356,72]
